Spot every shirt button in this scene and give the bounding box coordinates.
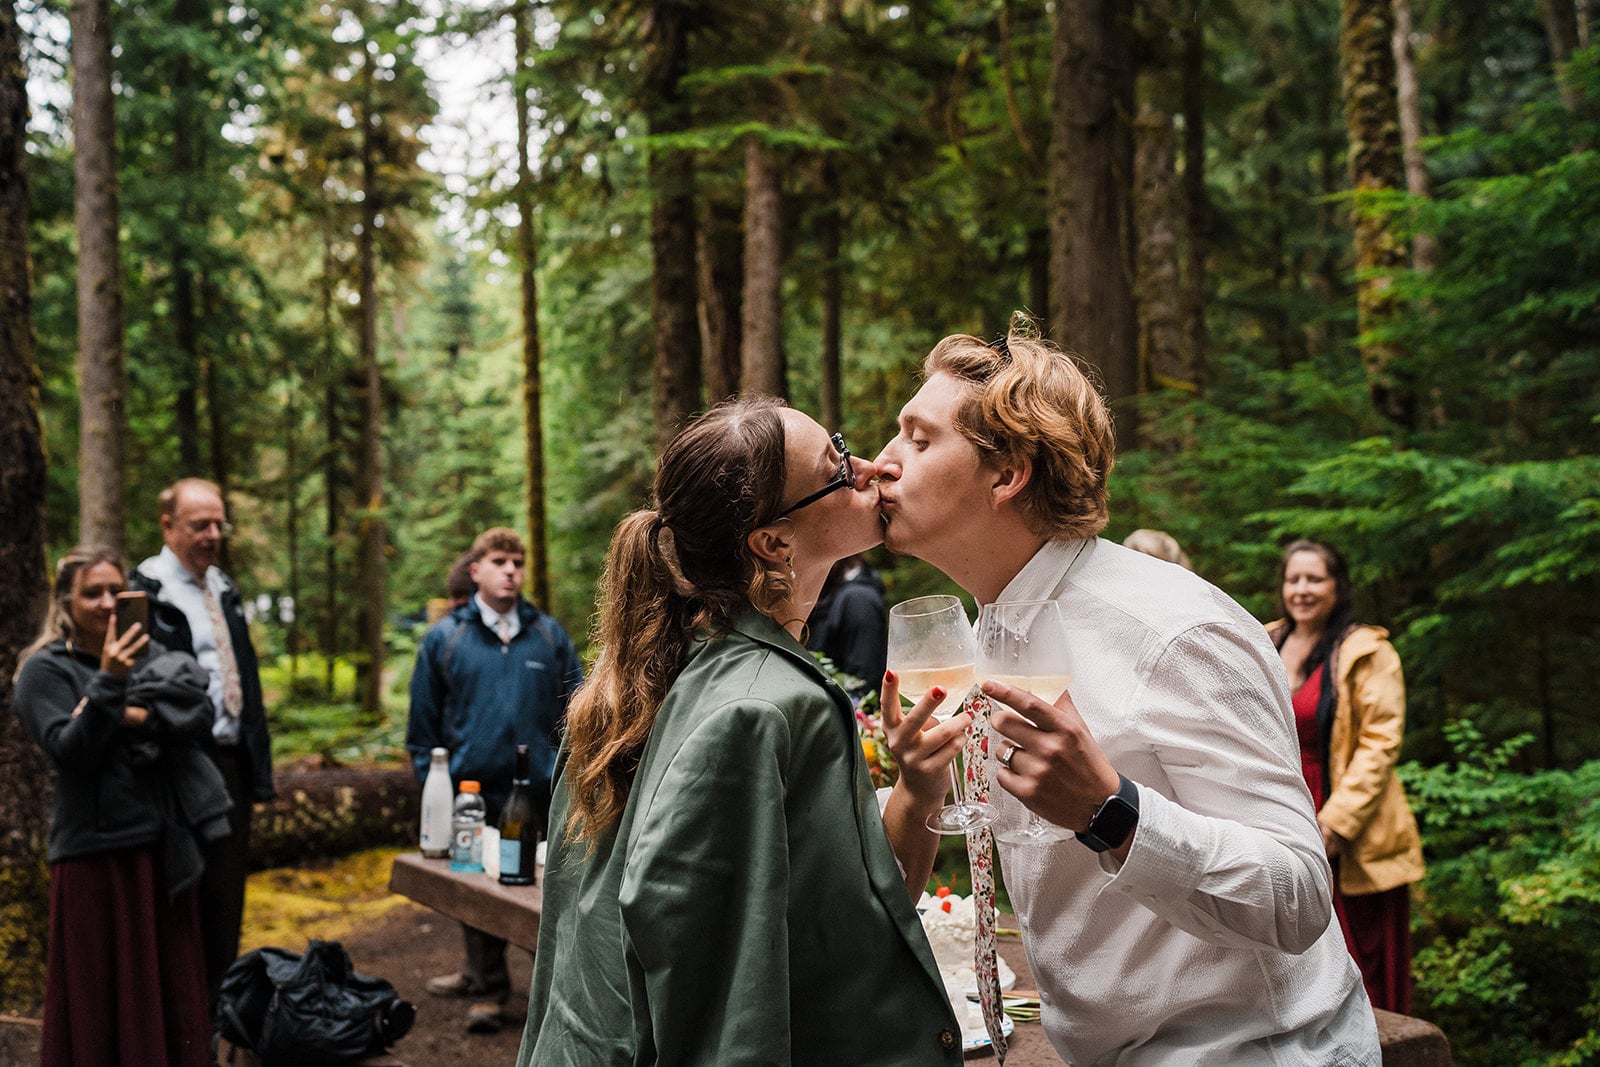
[938,1027,957,1050]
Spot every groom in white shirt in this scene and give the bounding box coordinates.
[873,328,1381,1066]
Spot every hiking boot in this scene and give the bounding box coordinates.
[425,972,476,998]
[466,1002,504,1034]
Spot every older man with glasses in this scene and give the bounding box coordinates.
[133,477,275,999]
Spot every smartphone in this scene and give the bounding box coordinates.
[114,590,149,639]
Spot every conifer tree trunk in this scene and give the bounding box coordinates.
[818,158,842,433]
[1180,0,1207,389]
[1392,0,1435,271]
[696,201,743,404]
[1133,99,1188,392]
[1340,0,1413,428]
[741,136,785,398]
[1542,0,1582,110]
[171,0,201,470]
[71,0,126,554]
[1050,0,1138,435]
[514,0,549,610]
[0,0,52,1013]
[645,0,702,453]
[355,56,387,718]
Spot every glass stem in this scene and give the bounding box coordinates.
[948,751,967,807]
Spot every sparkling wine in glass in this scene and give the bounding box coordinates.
[887,594,995,835]
[976,599,1082,845]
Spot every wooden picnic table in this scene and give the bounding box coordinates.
[387,853,1448,1065]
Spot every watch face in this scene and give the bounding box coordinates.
[1079,779,1140,852]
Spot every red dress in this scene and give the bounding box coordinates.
[1294,664,1412,1014]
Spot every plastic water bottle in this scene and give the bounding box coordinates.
[449,780,486,873]
[420,748,453,858]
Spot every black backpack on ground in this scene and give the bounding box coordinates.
[214,940,416,1065]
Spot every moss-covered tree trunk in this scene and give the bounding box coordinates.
[1392,0,1435,272]
[1340,0,1412,428]
[0,0,52,1014]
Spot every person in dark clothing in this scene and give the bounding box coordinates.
[806,552,888,697]
[130,477,276,998]
[13,547,220,1067]
[406,526,583,1034]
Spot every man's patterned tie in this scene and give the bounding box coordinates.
[203,581,244,717]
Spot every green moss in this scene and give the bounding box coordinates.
[0,859,49,1015]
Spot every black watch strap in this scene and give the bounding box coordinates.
[1077,773,1140,853]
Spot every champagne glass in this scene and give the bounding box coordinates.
[887,594,995,834]
[977,600,1080,845]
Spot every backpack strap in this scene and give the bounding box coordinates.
[436,614,471,677]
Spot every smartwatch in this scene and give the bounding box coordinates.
[1077,774,1140,853]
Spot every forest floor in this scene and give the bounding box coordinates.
[0,848,534,1067]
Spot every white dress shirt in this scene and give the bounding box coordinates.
[137,545,240,744]
[475,594,521,643]
[989,538,1379,1066]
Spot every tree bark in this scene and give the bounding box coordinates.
[319,232,340,697]
[1340,0,1413,429]
[71,0,126,554]
[1543,0,1583,110]
[1050,0,1138,435]
[818,158,842,434]
[1392,0,1435,271]
[1179,0,1207,390]
[696,199,743,404]
[0,0,52,1013]
[355,55,386,718]
[514,0,549,611]
[1133,99,1189,392]
[170,0,201,471]
[645,0,702,454]
[249,764,421,870]
[740,136,786,398]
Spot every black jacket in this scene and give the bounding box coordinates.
[806,563,888,695]
[129,566,276,802]
[13,642,232,893]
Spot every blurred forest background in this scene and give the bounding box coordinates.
[1,1,1598,1062]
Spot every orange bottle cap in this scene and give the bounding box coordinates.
[461,780,481,793]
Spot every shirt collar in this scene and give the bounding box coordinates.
[159,545,210,588]
[473,593,519,629]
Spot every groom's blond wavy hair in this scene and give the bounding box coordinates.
[924,314,1115,543]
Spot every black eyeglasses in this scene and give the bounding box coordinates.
[776,433,855,518]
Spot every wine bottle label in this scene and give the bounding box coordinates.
[500,840,521,877]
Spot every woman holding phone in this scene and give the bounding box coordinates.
[12,547,222,1067]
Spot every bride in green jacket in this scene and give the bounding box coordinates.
[519,396,969,1066]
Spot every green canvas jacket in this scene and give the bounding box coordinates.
[518,608,963,1066]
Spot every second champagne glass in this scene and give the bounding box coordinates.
[886,594,995,834]
[977,599,1081,845]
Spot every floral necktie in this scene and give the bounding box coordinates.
[203,581,244,717]
[964,688,1006,1062]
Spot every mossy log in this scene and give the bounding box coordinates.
[249,764,419,871]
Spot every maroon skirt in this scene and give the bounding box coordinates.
[42,846,213,1067]
[1335,876,1413,1015]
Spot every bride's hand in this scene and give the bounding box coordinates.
[880,669,969,809]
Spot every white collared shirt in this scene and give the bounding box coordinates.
[988,537,1378,1066]
[137,546,240,744]
[475,594,521,643]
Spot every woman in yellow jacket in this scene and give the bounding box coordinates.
[1269,539,1425,1015]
